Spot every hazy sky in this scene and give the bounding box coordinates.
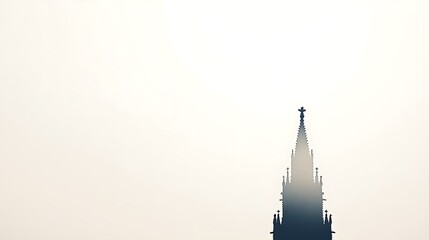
[1,1,429,240]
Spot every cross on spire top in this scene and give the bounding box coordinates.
[298,107,306,121]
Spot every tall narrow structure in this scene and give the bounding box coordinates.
[271,107,334,240]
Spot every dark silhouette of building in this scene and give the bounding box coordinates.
[271,107,335,240]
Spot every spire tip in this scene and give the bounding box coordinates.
[298,106,306,121]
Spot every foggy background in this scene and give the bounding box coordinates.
[1,1,428,240]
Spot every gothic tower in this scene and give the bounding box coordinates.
[271,107,335,240]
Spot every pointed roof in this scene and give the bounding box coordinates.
[290,106,314,183]
[295,107,310,155]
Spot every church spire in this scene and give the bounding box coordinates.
[295,107,310,154]
[271,107,335,240]
[291,107,314,183]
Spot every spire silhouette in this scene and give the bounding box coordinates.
[295,107,310,154]
[271,107,335,240]
[291,107,314,183]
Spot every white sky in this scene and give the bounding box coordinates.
[1,1,429,240]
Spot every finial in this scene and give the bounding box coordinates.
[286,167,290,183]
[324,210,328,224]
[298,106,306,121]
[315,167,319,182]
